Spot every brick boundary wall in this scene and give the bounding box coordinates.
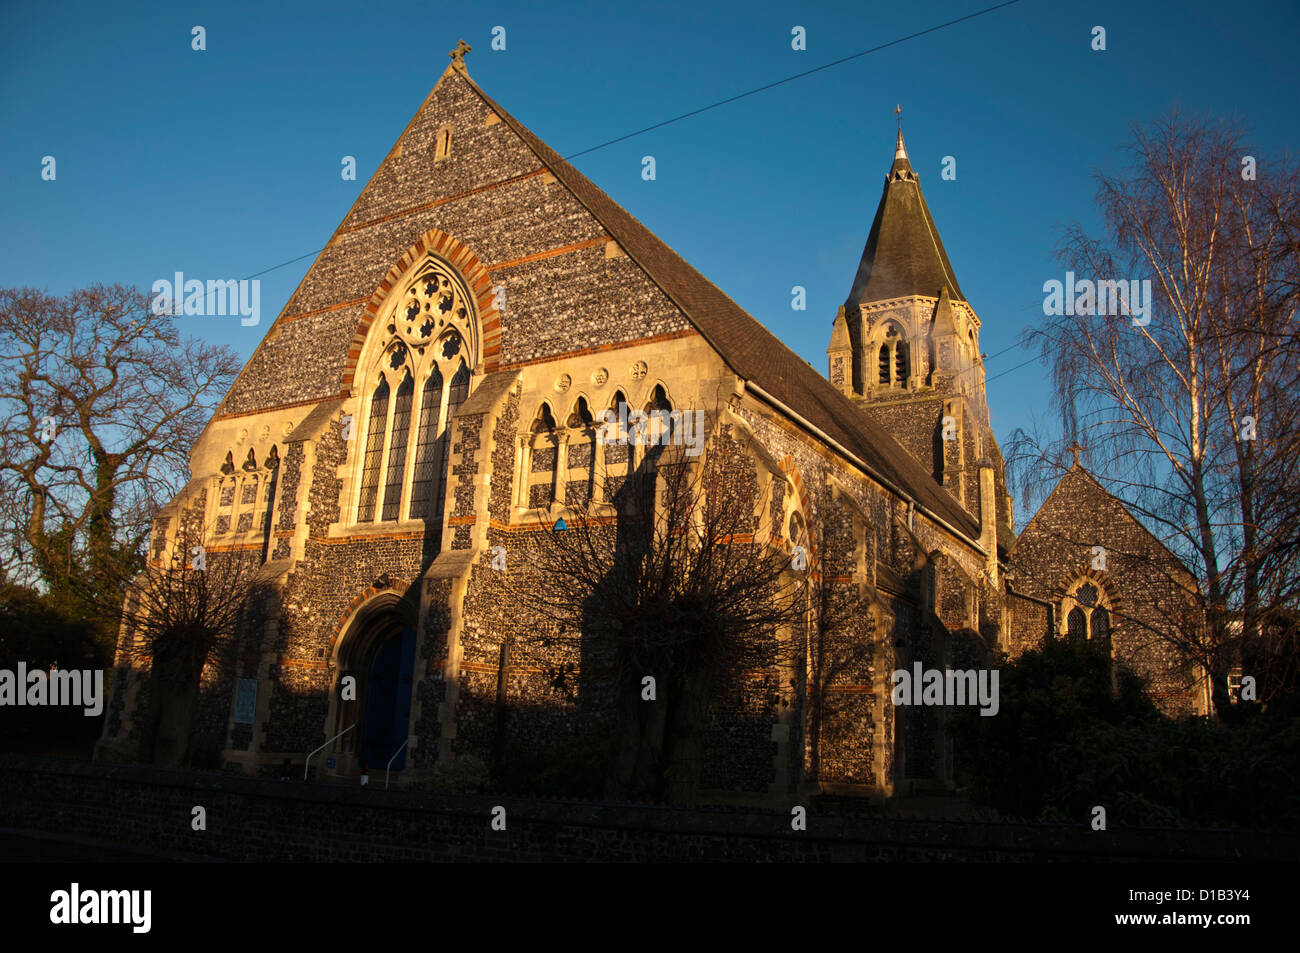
[0,755,1291,862]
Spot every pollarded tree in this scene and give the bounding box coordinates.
[511,412,807,804]
[117,514,268,768]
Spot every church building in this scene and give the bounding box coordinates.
[97,43,1209,799]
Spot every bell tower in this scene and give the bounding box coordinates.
[827,129,1009,551]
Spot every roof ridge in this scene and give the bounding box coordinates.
[459,74,979,538]
[463,77,754,371]
[913,182,963,301]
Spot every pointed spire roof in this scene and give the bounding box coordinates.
[846,130,964,305]
[892,128,910,171]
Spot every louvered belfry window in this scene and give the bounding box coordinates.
[894,340,909,383]
[877,324,908,388]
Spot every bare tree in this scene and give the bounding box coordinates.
[1012,113,1300,714]
[0,284,239,634]
[510,413,807,804]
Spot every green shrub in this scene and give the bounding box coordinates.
[951,638,1300,828]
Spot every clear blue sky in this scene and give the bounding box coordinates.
[3,0,1298,509]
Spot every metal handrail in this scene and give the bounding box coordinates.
[305,722,356,781]
[385,737,411,789]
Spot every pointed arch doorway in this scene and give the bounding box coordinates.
[330,594,419,776]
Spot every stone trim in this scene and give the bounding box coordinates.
[328,577,416,657]
[215,391,350,423]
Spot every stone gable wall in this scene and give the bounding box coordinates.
[218,71,691,417]
[1009,469,1203,714]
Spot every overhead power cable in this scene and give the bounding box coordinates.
[234,0,1023,283]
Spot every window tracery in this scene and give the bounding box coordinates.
[1060,578,1113,654]
[350,254,479,540]
[213,445,279,541]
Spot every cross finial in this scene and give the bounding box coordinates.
[1069,441,1085,467]
[449,39,472,71]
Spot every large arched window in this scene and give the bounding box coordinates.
[381,372,415,521]
[357,376,391,523]
[408,365,444,519]
[351,252,479,540]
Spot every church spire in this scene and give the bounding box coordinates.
[845,129,963,306]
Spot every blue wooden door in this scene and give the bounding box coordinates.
[390,626,416,771]
[359,627,416,772]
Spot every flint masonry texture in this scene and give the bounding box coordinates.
[96,54,1209,799]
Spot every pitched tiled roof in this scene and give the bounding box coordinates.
[846,131,965,305]
[464,77,979,540]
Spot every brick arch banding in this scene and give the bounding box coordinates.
[328,577,416,658]
[343,229,501,394]
[777,454,815,560]
[1056,568,1123,617]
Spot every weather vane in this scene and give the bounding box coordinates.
[894,103,902,128]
